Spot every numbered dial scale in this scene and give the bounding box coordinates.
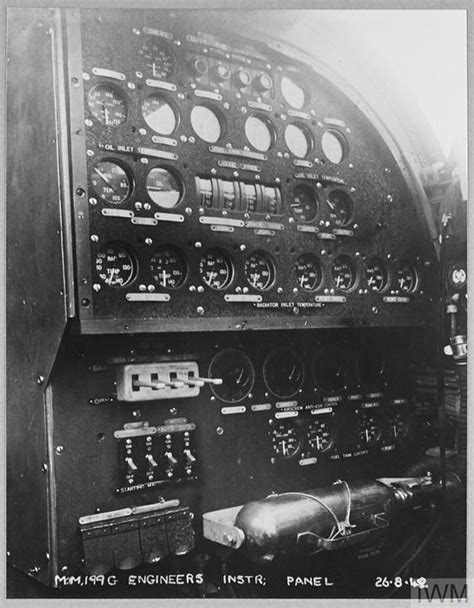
[91,160,132,205]
[87,83,128,126]
[95,243,137,288]
[150,246,187,289]
[357,411,383,447]
[208,349,255,403]
[307,416,335,453]
[270,420,302,458]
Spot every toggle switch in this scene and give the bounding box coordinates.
[133,380,166,390]
[184,449,196,464]
[162,381,185,389]
[165,452,178,467]
[125,457,138,473]
[146,454,158,469]
[182,379,205,388]
[194,377,223,385]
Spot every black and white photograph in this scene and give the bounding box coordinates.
[5,2,469,603]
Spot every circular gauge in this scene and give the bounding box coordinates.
[91,161,132,205]
[263,349,304,398]
[366,258,389,293]
[95,242,137,288]
[386,411,411,442]
[357,348,386,389]
[321,130,347,164]
[290,184,318,222]
[87,84,128,126]
[190,105,223,143]
[295,254,322,292]
[140,39,176,79]
[142,94,177,135]
[146,167,183,208]
[397,263,419,293]
[332,256,357,291]
[199,249,234,290]
[244,115,274,152]
[357,411,382,446]
[447,262,467,290]
[280,75,306,109]
[208,349,255,403]
[284,124,312,158]
[270,421,302,458]
[326,190,353,226]
[312,347,346,394]
[150,246,187,289]
[307,416,335,453]
[244,251,275,291]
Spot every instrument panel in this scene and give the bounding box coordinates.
[66,9,437,333]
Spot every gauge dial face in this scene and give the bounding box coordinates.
[146,167,183,208]
[326,190,353,226]
[281,76,306,109]
[263,349,304,398]
[397,264,419,293]
[387,411,411,442]
[290,184,318,222]
[312,348,346,393]
[91,161,132,205]
[208,349,255,403]
[271,421,302,458]
[95,243,137,288]
[244,115,274,152]
[357,348,386,389]
[199,249,233,290]
[366,258,389,293]
[140,39,176,79]
[190,105,222,143]
[295,254,322,291]
[307,416,334,453]
[244,251,275,291]
[284,124,311,158]
[357,411,382,446]
[321,130,347,164]
[150,246,186,289]
[88,84,128,126]
[332,256,357,291]
[142,95,177,135]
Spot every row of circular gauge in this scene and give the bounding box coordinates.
[87,83,348,162]
[95,242,420,294]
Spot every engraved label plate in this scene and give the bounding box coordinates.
[78,508,133,525]
[194,89,222,101]
[391,398,409,405]
[211,225,234,233]
[311,407,333,415]
[131,217,158,226]
[151,135,177,146]
[138,147,178,160]
[131,500,180,514]
[101,209,134,218]
[143,27,172,39]
[361,401,381,409]
[113,427,157,439]
[367,392,383,399]
[146,79,177,91]
[200,216,245,227]
[221,406,246,415]
[320,174,346,185]
[209,146,267,161]
[315,295,346,303]
[318,232,336,240]
[299,457,317,466]
[156,422,196,433]
[92,67,125,81]
[324,117,346,127]
[297,225,319,234]
[251,403,272,412]
[288,109,310,119]
[126,293,171,302]
[154,212,184,222]
[294,159,313,168]
[245,220,283,230]
[254,229,275,236]
[276,400,298,409]
[383,296,411,304]
[348,394,364,401]
[239,163,261,172]
[333,228,353,237]
[224,294,262,303]
[323,395,343,403]
[248,100,273,112]
[218,160,239,169]
[275,410,298,419]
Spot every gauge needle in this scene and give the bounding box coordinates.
[94,168,119,192]
[288,364,296,380]
[102,102,110,125]
[147,186,165,191]
[368,277,375,285]
[316,436,321,450]
[235,368,244,384]
[365,429,370,443]
[335,276,342,287]
[299,276,306,287]
[282,440,287,456]
[252,274,259,288]
[327,200,335,211]
[161,270,167,286]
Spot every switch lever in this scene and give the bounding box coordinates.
[146,454,158,468]
[163,381,185,389]
[133,380,166,390]
[182,379,205,387]
[165,452,178,466]
[194,377,223,385]
[184,449,196,464]
[125,457,138,472]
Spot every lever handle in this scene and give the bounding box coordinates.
[184,449,196,464]
[125,457,138,472]
[146,454,158,468]
[194,377,223,386]
[165,452,178,466]
[133,380,166,390]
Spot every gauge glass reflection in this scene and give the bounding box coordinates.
[140,39,176,79]
[307,416,334,453]
[295,254,322,291]
[244,115,273,152]
[321,130,346,164]
[290,184,318,222]
[397,264,419,293]
[366,258,389,293]
[199,249,233,290]
[326,190,353,226]
[88,84,128,126]
[281,76,306,109]
[91,161,132,205]
[332,256,357,291]
[284,124,311,158]
[142,95,177,135]
[146,167,182,208]
[95,243,137,288]
[271,421,302,458]
[208,349,255,403]
[190,105,222,143]
[312,347,346,393]
[150,246,187,289]
[263,349,304,398]
[244,251,275,291]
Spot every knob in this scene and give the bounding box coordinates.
[125,457,138,473]
[165,452,178,466]
[254,73,273,93]
[146,454,158,469]
[213,63,231,83]
[234,68,251,89]
[190,56,208,77]
[184,449,196,465]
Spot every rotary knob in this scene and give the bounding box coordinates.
[234,68,252,89]
[254,72,273,93]
[213,63,231,83]
[189,56,208,77]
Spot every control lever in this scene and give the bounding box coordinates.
[165,452,178,467]
[133,380,166,390]
[162,381,185,389]
[182,379,205,388]
[146,454,158,469]
[194,377,223,385]
[184,449,196,464]
[125,457,138,473]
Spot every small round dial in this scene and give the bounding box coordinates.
[312,347,346,394]
[290,184,318,222]
[397,263,419,293]
[190,105,223,143]
[307,416,334,453]
[263,349,304,398]
[142,94,177,135]
[357,411,382,446]
[281,76,306,109]
[140,39,176,79]
[208,349,255,403]
[199,249,233,290]
[244,251,275,291]
[321,130,347,164]
[88,84,128,126]
[295,254,322,291]
[332,256,357,291]
[386,411,411,442]
[271,421,302,458]
[146,167,183,208]
[245,115,274,152]
[150,246,186,289]
[95,243,137,288]
[91,161,132,205]
[366,258,389,293]
[284,124,312,158]
[326,190,353,226]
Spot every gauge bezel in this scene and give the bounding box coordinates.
[141,92,180,135]
[94,241,138,289]
[150,245,188,290]
[145,165,185,209]
[263,348,305,399]
[208,348,255,403]
[325,188,354,227]
[244,250,276,292]
[87,82,129,127]
[306,414,336,454]
[284,122,313,158]
[312,347,347,395]
[365,257,391,294]
[294,252,323,292]
[331,255,359,293]
[356,410,383,447]
[321,128,349,165]
[199,248,235,291]
[270,419,303,459]
[244,113,276,153]
[140,37,177,79]
[91,157,134,206]
[190,103,225,143]
[289,183,320,224]
[395,262,420,294]
[280,74,309,110]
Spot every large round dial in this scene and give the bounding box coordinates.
[190,105,223,143]
[208,349,255,403]
[321,130,347,164]
[295,254,322,291]
[307,416,335,453]
[290,184,318,222]
[95,243,137,288]
[142,94,177,135]
[140,39,176,79]
[397,263,419,293]
[244,251,275,291]
[332,256,357,291]
[150,246,187,289]
[312,347,346,394]
[326,190,353,226]
[284,124,312,158]
[88,84,128,126]
[366,258,389,293]
[281,76,306,109]
[91,161,132,205]
[146,167,183,208]
[199,249,234,290]
[357,347,386,390]
[245,115,274,152]
[270,421,302,458]
[263,349,304,399]
[357,411,382,446]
